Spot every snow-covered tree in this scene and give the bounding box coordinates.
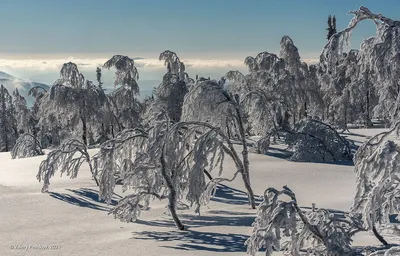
[37,139,99,193]
[286,119,352,162]
[182,79,257,208]
[11,133,43,159]
[96,116,248,229]
[319,6,400,126]
[154,51,191,122]
[28,85,47,140]
[155,73,188,122]
[103,55,142,131]
[352,122,400,245]
[0,84,17,152]
[159,50,188,82]
[246,186,363,256]
[227,36,321,134]
[38,62,108,145]
[96,67,103,88]
[12,88,30,134]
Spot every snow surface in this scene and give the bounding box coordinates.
[0,129,398,256]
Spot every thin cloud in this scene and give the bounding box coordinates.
[0,57,246,71]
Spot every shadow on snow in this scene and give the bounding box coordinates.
[211,183,263,206]
[132,229,249,252]
[48,188,118,212]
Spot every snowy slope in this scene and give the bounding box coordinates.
[0,71,50,106]
[0,129,398,256]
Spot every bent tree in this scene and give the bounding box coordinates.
[94,113,256,230]
[181,79,257,209]
[246,186,364,256]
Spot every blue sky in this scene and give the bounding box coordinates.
[2,0,399,58]
[1,0,399,87]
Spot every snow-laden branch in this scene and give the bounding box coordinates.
[11,133,43,159]
[37,139,98,192]
[352,121,400,245]
[246,186,363,256]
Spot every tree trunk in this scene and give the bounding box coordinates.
[235,106,256,209]
[168,188,184,230]
[80,114,88,146]
[87,159,99,187]
[304,101,308,118]
[372,225,388,246]
[160,150,184,230]
[226,123,231,140]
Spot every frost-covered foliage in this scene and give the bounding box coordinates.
[96,118,244,229]
[240,88,280,136]
[352,123,400,245]
[155,73,188,122]
[182,79,257,208]
[286,119,352,162]
[11,133,43,159]
[107,86,142,131]
[103,55,139,94]
[0,84,17,152]
[12,88,30,134]
[104,55,142,132]
[37,139,98,193]
[159,50,189,82]
[246,186,363,256]
[38,62,108,146]
[319,6,400,126]
[154,51,190,122]
[28,85,47,139]
[224,36,322,135]
[182,79,236,134]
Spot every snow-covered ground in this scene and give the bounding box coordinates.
[0,128,398,256]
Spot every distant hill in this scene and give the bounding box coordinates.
[0,71,50,106]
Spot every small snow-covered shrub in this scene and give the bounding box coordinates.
[286,119,352,162]
[255,135,270,154]
[246,186,363,256]
[11,134,43,159]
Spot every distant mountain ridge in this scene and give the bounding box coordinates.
[0,71,50,106]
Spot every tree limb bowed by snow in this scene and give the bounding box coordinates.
[352,122,400,245]
[37,139,98,193]
[11,133,43,159]
[286,119,352,162]
[246,186,363,256]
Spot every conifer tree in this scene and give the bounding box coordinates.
[326,15,336,40]
[12,88,30,134]
[0,85,17,151]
